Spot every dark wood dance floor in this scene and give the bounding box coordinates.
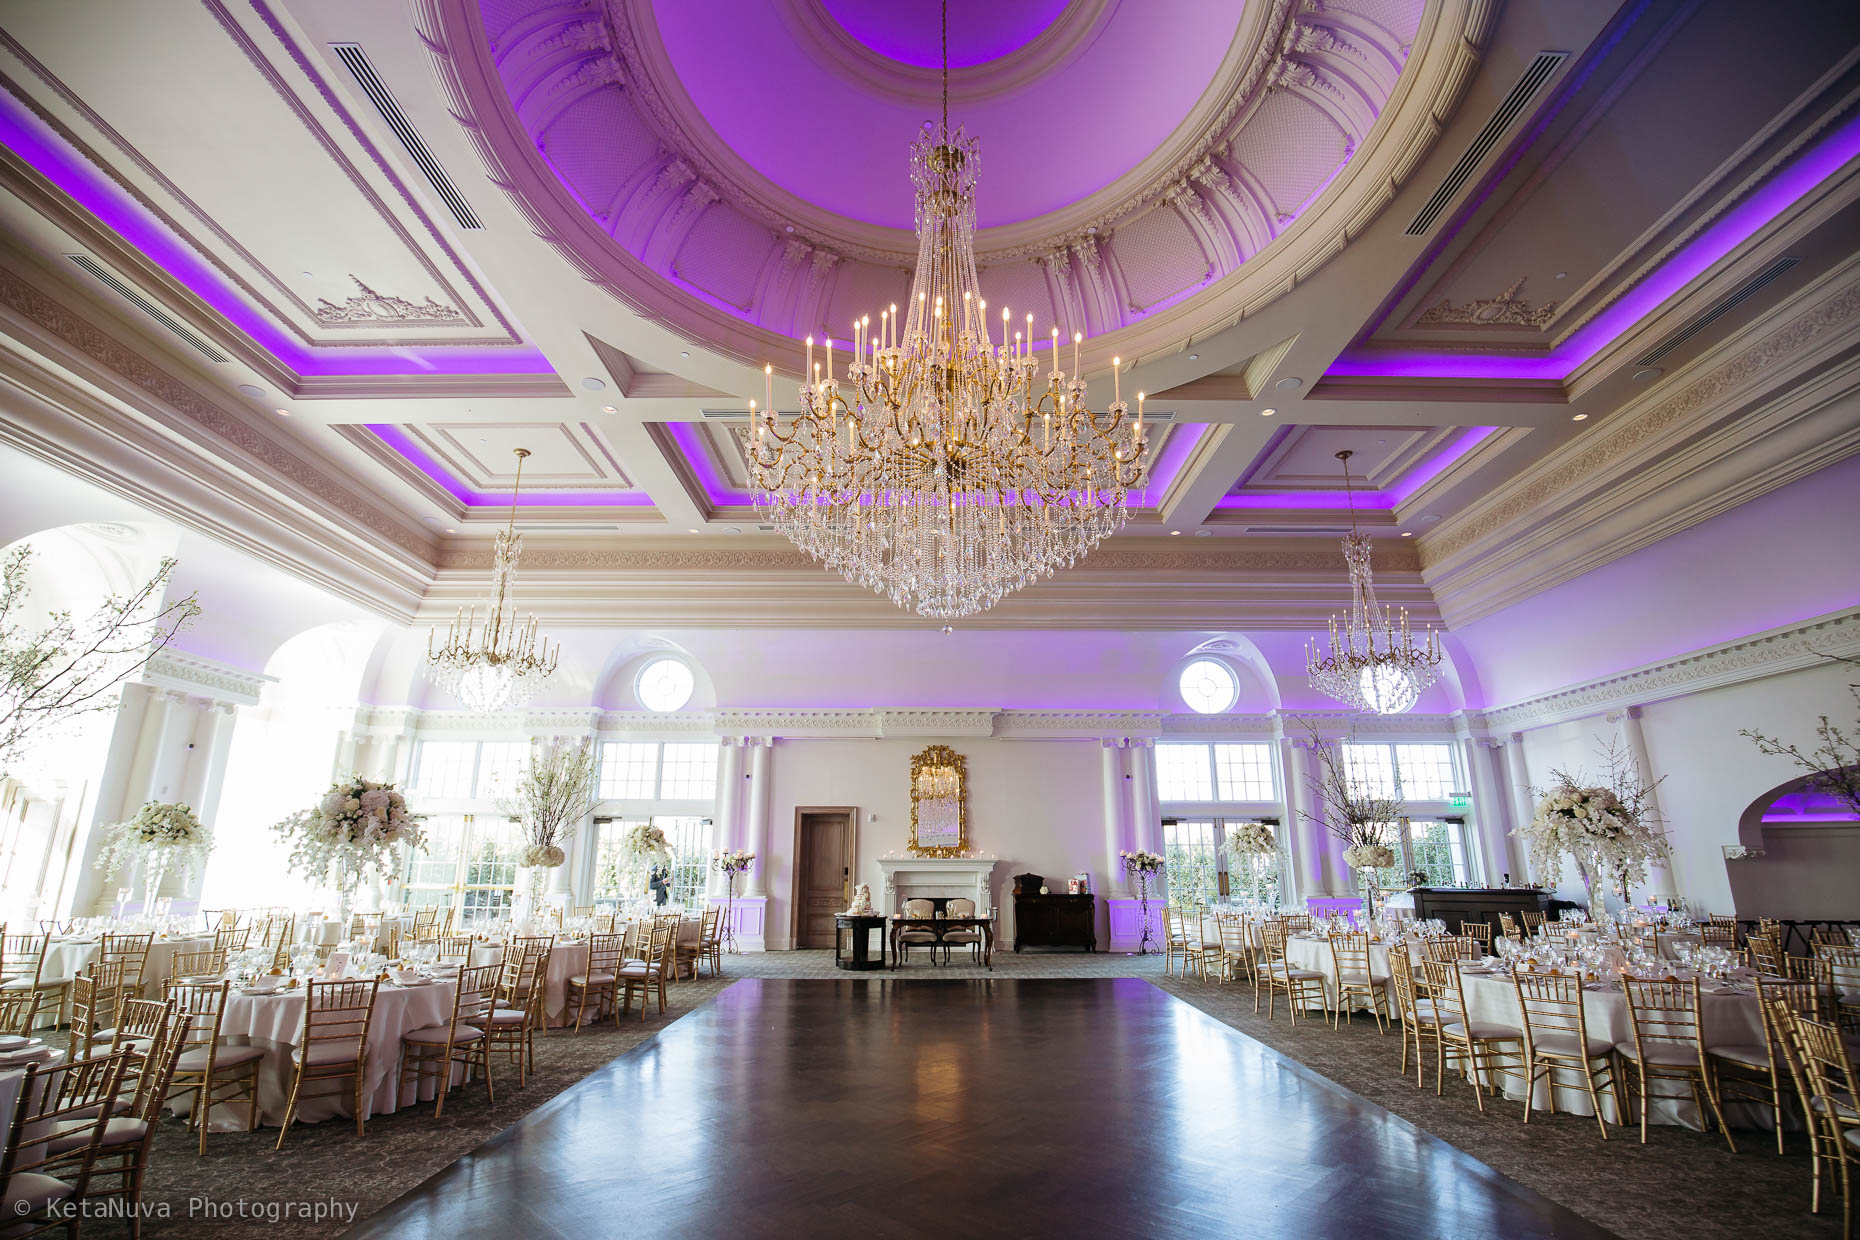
[347,979,1613,1239]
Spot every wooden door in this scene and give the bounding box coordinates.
[796,811,852,948]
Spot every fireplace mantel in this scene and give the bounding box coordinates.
[874,856,998,914]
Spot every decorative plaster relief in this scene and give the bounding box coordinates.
[313,277,466,326]
[1415,277,1557,329]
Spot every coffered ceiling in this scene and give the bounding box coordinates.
[0,0,1856,632]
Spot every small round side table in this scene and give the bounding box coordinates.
[834,914,887,971]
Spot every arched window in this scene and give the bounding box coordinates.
[1178,658,1238,714]
[635,656,695,712]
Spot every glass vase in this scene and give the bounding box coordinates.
[142,858,167,919]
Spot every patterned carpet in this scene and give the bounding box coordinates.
[71,950,1833,1239]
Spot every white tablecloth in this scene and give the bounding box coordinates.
[186,979,458,1130]
[36,935,217,1022]
[1282,934,1396,1013]
[0,1048,68,1162]
[469,941,591,1028]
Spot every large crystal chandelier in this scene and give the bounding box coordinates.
[426,448,558,712]
[1306,450,1442,714]
[748,1,1149,619]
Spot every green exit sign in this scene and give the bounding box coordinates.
[1449,793,1471,809]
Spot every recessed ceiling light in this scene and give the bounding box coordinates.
[302,271,313,278]
[1188,353,1199,360]
[783,224,795,233]
[1632,367,1663,382]
[726,526,743,534]
[688,528,699,534]
[581,377,606,391]
[1554,271,1567,280]
[1193,529,1211,538]
[445,527,456,533]
[274,408,290,416]
[1400,531,1413,538]
[601,405,616,413]
[1260,408,1276,417]
[1170,530,1181,536]
[1274,377,1304,391]
[1572,413,1589,421]
[237,383,264,397]
[1420,513,1442,525]
[680,350,690,358]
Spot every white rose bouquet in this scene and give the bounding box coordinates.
[272,775,426,885]
[624,821,674,864]
[712,849,755,876]
[94,800,213,886]
[1228,821,1278,858]
[1119,849,1165,875]
[1342,841,1396,870]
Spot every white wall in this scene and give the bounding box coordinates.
[762,737,1109,949]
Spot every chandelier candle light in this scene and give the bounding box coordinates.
[1306,450,1442,714]
[426,447,559,711]
[749,1,1149,619]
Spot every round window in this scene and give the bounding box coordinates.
[1178,658,1238,715]
[636,656,695,712]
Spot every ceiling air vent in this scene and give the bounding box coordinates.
[700,408,748,420]
[1634,257,1801,367]
[66,255,229,363]
[329,42,482,230]
[1404,51,1567,237]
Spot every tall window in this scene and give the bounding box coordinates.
[400,814,522,927]
[591,815,709,910]
[1156,743,1276,802]
[1337,742,1473,886]
[1161,817,1286,907]
[597,742,718,802]
[412,740,528,799]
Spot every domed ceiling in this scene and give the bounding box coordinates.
[450,0,1440,369]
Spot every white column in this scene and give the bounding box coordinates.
[1500,733,1538,884]
[193,703,240,831]
[744,738,772,897]
[133,690,183,806]
[1615,706,1678,902]
[1100,740,1130,896]
[1456,730,1511,886]
[176,697,213,813]
[1291,738,1331,897]
[710,739,744,897]
[1128,739,1158,855]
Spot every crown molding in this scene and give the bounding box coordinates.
[1419,263,1860,626]
[1484,605,1860,733]
[141,649,274,706]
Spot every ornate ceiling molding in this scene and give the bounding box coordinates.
[1415,277,1557,329]
[1483,606,1860,733]
[141,650,275,707]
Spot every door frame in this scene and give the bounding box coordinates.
[789,806,860,949]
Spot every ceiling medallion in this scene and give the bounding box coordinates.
[1416,276,1557,329]
[314,275,466,327]
[1305,450,1441,715]
[425,448,559,711]
[748,1,1149,619]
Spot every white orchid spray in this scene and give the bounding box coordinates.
[94,800,213,887]
[272,775,426,885]
[1516,739,1667,892]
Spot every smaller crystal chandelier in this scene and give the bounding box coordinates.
[1306,450,1441,714]
[426,448,558,712]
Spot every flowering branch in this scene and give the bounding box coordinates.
[1740,660,1860,817]
[497,740,595,869]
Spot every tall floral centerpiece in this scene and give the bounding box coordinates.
[1227,821,1282,908]
[1120,849,1165,955]
[497,740,596,918]
[1515,741,1666,921]
[272,776,425,924]
[620,822,674,909]
[95,800,213,912]
[711,848,755,952]
[1295,725,1405,919]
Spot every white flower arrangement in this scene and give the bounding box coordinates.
[94,800,213,885]
[1342,841,1396,870]
[1518,775,1666,891]
[520,843,567,869]
[623,821,674,864]
[1227,821,1278,858]
[712,849,755,876]
[497,741,594,872]
[1120,849,1166,875]
[271,775,426,886]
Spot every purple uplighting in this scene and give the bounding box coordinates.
[367,425,654,507]
[1328,111,1860,381]
[0,92,555,379]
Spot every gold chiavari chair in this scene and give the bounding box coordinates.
[100,932,155,999]
[0,988,41,1038]
[437,935,475,966]
[47,1008,189,1240]
[171,948,226,980]
[1757,916,1784,944]
[260,915,295,968]
[411,907,439,941]
[0,1051,132,1237]
[1747,933,1787,978]
[617,923,674,1024]
[1282,913,1314,934]
[1497,913,1521,941]
[1327,932,1389,1032]
[75,958,129,1049]
[1422,936,1482,963]
[399,963,497,1119]
[1513,970,1620,1139]
[1418,959,1521,1110]
[593,911,618,936]
[101,998,170,1066]
[567,934,625,1031]
[1460,922,1494,949]
[1162,907,1191,977]
[498,935,555,1019]
[1256,920,1327,1024]
[1216,918,1255,988]
[1741,977,1828,1156]
[214,924,252,954]
[1792,1013,1860,1230]
[275,978,381,1148]
[69,976,110,1057]
[1812,926,1852,950]
[1616,978,1734,1149]
[35,920,72,937]
[1700,917,1738,949]
[165,979,264,1154]
[697,906,725,977]
[200,908,238,933]
[1519,910,1547,936]
[1179,912,1223,983]
[1388,946,1438,1088]
[348,912,384,942]
[488,948,550,1085]
[1821,947,1860,1033]
[0,932,51,1007]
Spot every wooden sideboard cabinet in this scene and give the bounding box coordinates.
[1410,887,1554,936]
[1014,893,1096,952]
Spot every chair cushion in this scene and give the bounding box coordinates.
[1810,1095,1860,1122]
[46,1116,148,1154]
[403,1024,483,1044]
[1528,1031,1614,1060]
[1268,968,1325,981]
[0,978,33,991]
[488,1008,527,1025]
[1615,1040,1704,1067]
[1336,972,1387,987]
[292,1038,363,1066]
[1707,1043,1771,1070]
[1441,1020,1522,1043]
[176,1044,265,1072]
[618,964,654,979]
[2,1173,74,1214]
[569,972,617,986]
[1846,1128,1860,1155]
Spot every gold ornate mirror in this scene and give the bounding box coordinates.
[908,745,968,856]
